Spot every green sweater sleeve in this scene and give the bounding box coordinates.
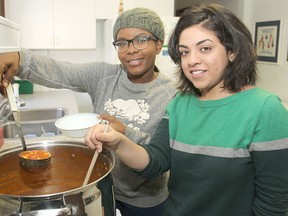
[139,117,171,178]
[250,96,288,215]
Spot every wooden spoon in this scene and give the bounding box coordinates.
[82,124,109,186]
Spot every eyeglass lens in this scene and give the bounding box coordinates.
[113,36,155,53]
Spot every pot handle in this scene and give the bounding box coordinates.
[15,206,76,215]
[17,196,78,216]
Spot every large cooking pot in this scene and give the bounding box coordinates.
[0,140,116,216]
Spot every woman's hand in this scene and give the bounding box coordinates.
[85,124,122,153]
[85,120,150,170]
[0,52,20,95]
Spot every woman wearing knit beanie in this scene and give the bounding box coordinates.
[107,8,176,216]
[0,7,177,216]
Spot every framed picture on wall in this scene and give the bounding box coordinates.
[0,0,4,17]
[254,20,281,63]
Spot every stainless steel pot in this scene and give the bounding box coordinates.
[0,140,116,216]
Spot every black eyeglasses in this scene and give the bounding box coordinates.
[112,35,158,53]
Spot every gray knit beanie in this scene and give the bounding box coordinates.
[113,8,165,41]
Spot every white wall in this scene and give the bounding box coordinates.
[251,0,288,102]
[175,0,244,19]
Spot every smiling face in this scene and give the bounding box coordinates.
[116,28,163,83]
[179,24,235,100]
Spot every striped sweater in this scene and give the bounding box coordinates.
[141,88,288,216]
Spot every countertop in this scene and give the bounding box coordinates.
[3,134,83,149]
[1,89,79,145]
[18,89,79,114]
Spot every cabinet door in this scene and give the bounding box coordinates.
[5,0,96,49]
[53,0,96,49]
[0,16,20,53]
[5,0,54,49]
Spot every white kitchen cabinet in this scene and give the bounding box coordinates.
[0,16,20,53]
[95,0,174,19]
[5,0,96,49]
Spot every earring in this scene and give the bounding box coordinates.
[246,76,250,84]
[228,51,235,62]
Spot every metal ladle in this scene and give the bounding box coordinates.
[6,84,27,151]
[6,84,51,172]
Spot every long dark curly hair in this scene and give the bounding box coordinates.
[168,3,257,96]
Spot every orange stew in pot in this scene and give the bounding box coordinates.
[19,150,51,160]
[0,145,111,196]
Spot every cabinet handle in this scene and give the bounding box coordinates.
[55,35,61,46]
[50,35,55,46]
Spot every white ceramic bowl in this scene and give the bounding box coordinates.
[55,113,101,138]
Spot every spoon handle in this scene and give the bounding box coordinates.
[82,124,109,186]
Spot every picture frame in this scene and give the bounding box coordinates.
[254,20,281,63]
[0,0,4,17]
